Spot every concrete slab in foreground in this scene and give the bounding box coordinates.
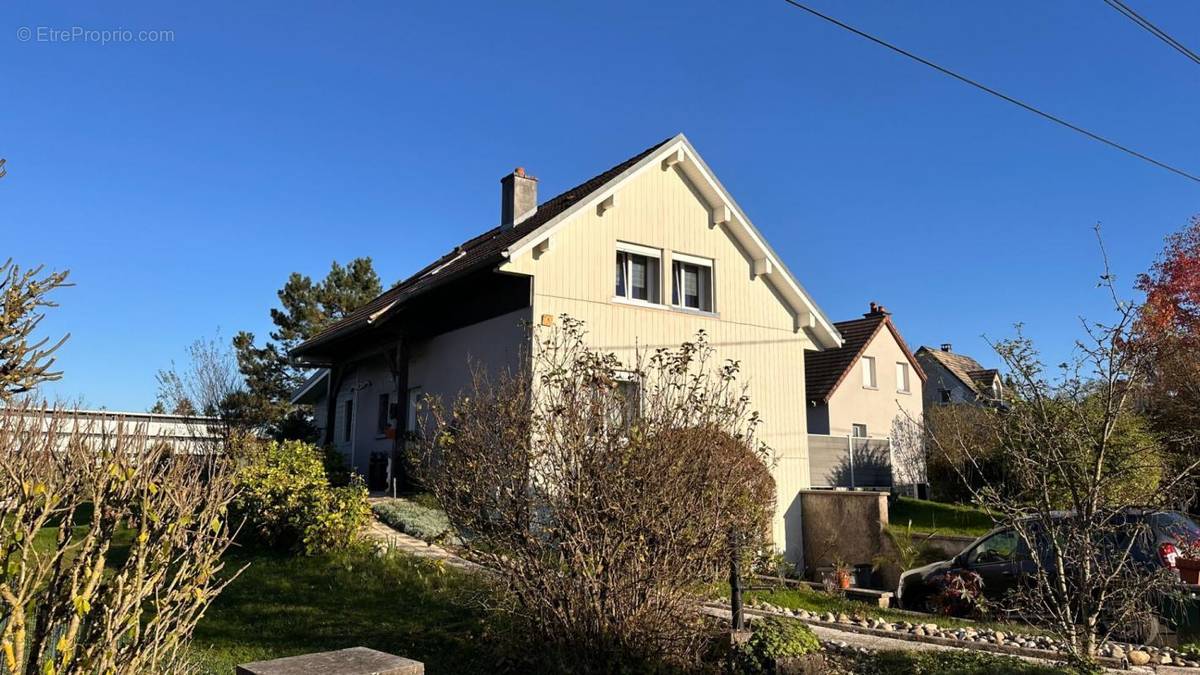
[236,647,424,675]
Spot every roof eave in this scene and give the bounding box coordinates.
[501,133,843,350]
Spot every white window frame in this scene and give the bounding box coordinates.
[862,356,877,389]
[670,252,715,313]
[614,242,662,306]
[851,423,868,438]
[896,362,910,394]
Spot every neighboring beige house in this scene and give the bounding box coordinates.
[805,303,925,439]
[290,134,843,558]
[914,344,1003,408]
[803,303,925,489]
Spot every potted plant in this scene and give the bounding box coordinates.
[1173,536,1200,584]
[833,558,852,590]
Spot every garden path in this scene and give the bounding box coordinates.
[362,515,480,572]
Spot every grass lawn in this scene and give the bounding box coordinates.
[187,546,500,674]
[890,497,995,538]
[729,585,1048,636]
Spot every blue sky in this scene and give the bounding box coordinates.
[4,1,1199,410]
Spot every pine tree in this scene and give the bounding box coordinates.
[233,258,383,434]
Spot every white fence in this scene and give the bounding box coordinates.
[807,434,893,489]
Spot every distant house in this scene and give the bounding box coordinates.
[914,344,1003,407]
[805,302,925,440]
[289,133,844,558]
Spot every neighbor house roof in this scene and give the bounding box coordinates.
[292,137,673,358]
[292,133,844,359]
[916,347,996,396]
[805,306,925,404]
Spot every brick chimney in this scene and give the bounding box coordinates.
[500,167,538,229]
[865,301,891,317]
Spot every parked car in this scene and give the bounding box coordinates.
[896,510,1200,642]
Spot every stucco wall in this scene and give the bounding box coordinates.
[314,307,531,475]
[407,307,532,418]
[825,327,923,439]
[799,490,889,575]
[502,161,814,559]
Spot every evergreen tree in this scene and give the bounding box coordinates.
[233,258,383,435]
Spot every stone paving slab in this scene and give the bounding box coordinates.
[236,647,423,675]
[362,519,481,572]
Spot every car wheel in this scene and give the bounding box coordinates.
[1118,615,1163,647]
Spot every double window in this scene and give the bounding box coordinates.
[614,244,714,312]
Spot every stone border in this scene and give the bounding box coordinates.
[701,601,1159,670]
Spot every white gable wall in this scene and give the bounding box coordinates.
[503,159,813,559]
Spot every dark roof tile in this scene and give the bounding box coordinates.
[292,136,674,356]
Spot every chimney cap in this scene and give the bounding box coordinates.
[940,343,953,352]
[865,301,890,317]
[507,167,537,182]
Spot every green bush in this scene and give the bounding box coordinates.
[232,440,369,555]
[732,617,820,674]
[371,496,457,543]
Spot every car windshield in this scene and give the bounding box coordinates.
[1151,512,1200,541]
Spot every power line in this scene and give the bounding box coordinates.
[778,0,1200,185]
[1102,0,1200,66]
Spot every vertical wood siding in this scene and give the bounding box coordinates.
[505,163,813,556]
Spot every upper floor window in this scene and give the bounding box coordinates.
[852,423,868,438]
[862,356,877,388]
[940,388,952,403]
[671,253,714,312]
[615,243,661,304]
[896,362,910,394]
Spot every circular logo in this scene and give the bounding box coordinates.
[16,26,32,41]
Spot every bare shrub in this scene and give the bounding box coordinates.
[415,317,775,671]
[927,231,1200,665]
[0,402,241,674]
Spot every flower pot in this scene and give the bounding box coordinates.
[1178,558,1200,584]
[835,570,851,589]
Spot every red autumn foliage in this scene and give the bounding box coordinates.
[1137,215,1200,336]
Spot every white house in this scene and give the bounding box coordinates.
[289,134,846,558]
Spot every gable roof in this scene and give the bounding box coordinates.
[805,310,926,403]
[501,133,841,349]
[915,347,995,396]
[293,133,843,358]
[292,137,673,358]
